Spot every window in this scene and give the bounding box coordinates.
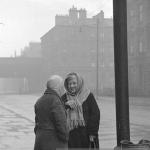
[130,44,134,54]
[130,10,134,17]
[139,5,143,22]
[139,42,143,53]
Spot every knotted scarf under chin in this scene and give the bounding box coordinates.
[66,89,90,131]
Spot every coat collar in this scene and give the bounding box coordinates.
[44,88,60,98]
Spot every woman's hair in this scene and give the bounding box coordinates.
[64,72,84,95]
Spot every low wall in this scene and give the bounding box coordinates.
[0,78,29,94]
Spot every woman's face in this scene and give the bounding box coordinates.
[68,75,78,94]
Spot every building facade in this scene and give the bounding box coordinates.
[1,3,150,96]
[21,42,42,58]
[127,0,150,96]
[41,6,114,96]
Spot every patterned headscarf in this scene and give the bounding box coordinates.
[64,72,90,131]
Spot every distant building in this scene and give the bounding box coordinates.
[41,6,114,95]
[127,0,150,96]
[21,42,42,58]
[0,41,43,94]
[1,3,150,96]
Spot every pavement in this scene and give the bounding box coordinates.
[0,95,150,150]
[0,94,37,150]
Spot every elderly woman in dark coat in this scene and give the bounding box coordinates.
[61,72,100,148]
[34,75,68,150]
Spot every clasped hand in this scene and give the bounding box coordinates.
[65,100,76,109]
[89,135,96,142]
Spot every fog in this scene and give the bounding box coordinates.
[0,0,150,149]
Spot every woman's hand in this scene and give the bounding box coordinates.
[65,100,76,109]
[89,135,96,142]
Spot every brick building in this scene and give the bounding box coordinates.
[2,3,149,96]
[41,6,114,96]
[16,2,150,97]
[127,0,150,96]
[21,42,42,58]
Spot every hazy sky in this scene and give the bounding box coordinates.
[0,0,112,57]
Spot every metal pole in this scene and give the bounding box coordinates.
[113,0,130,147]
[96,18,99,99]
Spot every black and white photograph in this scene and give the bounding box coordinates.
[0,0,150,149]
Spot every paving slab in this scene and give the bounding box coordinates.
[0,95,150,149]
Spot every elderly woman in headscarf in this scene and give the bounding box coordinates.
[61,72,100,148]
[34,75,69,150]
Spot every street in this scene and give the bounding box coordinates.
[0,95,150,149]
[0,95,36,150]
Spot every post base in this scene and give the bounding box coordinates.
[114,146,121,150]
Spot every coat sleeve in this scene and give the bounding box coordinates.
[61,94,71,110]
[87,93,100,136]
[34,103,37,134]
[51,96,69,142]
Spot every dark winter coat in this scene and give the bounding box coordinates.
[61,92,100,148]
[34,89,69,150]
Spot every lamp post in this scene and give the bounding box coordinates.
[96,18,99,99]
[96,12,103,100]
[113,0,130,148]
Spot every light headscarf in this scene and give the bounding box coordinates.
[64,72,90,131]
